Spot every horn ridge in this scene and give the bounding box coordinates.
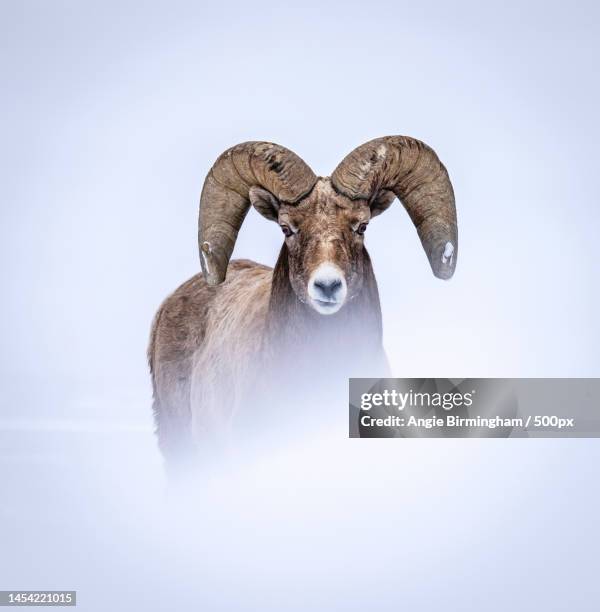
[198,142,317,285]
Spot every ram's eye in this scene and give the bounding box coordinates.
[356,223,368,235]
[281,225,294,237]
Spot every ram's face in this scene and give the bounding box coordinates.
[276,180,371,315]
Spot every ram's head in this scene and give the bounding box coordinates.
[199,137,457,315]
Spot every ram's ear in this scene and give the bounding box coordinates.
[370,189,396,218]
[249,186,280,221]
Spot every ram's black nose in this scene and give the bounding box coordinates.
[313,278,343,300]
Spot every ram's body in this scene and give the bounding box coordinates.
[149,138,458,472]
[149,252,385,466]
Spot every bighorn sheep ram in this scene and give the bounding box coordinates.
[149,137,457,469]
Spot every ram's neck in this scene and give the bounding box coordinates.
[265,245,384,371]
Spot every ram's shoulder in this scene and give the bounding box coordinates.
[149,260,272,367]
[209,260,272,327]
[191,260,271,382]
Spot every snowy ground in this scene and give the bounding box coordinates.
[1,410,599,611]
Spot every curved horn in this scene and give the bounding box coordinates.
[331,136,457,279]
[199,142,317,285]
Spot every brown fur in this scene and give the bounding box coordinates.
[149,179,389,471]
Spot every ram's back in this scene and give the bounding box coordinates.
[148,259,272,461]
